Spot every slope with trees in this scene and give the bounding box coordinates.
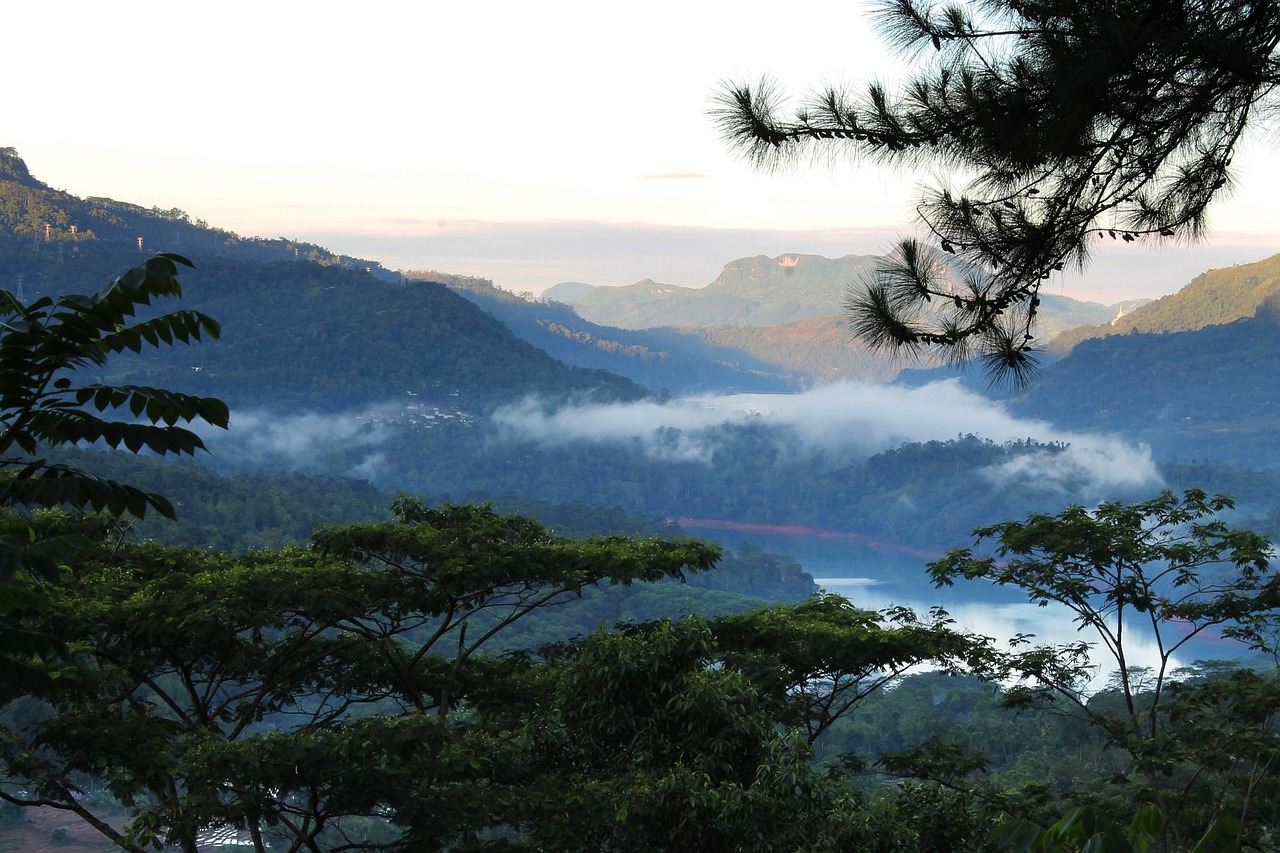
[0,148,395,276]
[117,257,647,411]
[1049,251,1280,353]
[424,270,800,393]
[1007,300,1280,465]
[0,244,647,414]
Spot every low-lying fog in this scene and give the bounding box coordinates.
[494,379,1163,498]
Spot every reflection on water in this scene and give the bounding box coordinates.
[688,525,1248,690]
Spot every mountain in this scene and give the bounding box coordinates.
[1048,252,1280,352]
[547,254,881,329]
[0,147,398,277]
[427,272,799,393]
[1009,296,1280,465]
[544,253,1124,384]
[125,258,648,411]
[541,281,595,302]
[0,151,647,413]
[549,252,1123,334]
[690,315,917,384]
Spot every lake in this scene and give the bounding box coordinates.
[684,522,1251,688]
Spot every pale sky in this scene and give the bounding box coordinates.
[7,1,1278,301]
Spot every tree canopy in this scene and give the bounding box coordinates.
[0,504,998,852]
[0,253,226,695]
[713,0,1280,382]
[930,489,1280,848]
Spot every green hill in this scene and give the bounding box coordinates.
[124,259,648,411]
[0,148,397,276]
[0,152,647,413]
[1011,299,1280,465]
[1049,252,1280,352]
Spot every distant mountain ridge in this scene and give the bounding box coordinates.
[1048,252,1280,352]
[545,254,882,329]
[546,253,1126,336]
[426,273,800,394]
[540,252,1129,383]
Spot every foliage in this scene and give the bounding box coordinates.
[713,0,1280,381]
[0,504,718,851]
[0,496,1012,851]
[0,253,226,528]
[515,619,863,852]
[0,254,226,696]
[507,599,989,851]
[931,489,1280,848]
[711,595,987,743]
[43,446,391,552]
[992,803,1244,853]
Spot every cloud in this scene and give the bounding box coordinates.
[192,406,395,479]
[982,439,1162,498]
[492,379,1162,493]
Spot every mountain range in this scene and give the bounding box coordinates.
[544,251,1126,336]
[531,253,1136,386]
[2,147,1279,469]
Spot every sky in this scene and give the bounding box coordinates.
[7,1,1278,301]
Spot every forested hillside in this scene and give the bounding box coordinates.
[1049,251,1280,351]
[110,257,646,411]
[0,148,396,274]
[0,173,647,412]
[1010,300,1280,465]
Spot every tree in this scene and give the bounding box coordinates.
[0,504,721,852]
[512,618,863,852]
[930,489,1279,848]
[713,0,1280,382]
[0,498,1010,852]
[504,598,991,852]
[710,594,987,744]
[0,253,227,693]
